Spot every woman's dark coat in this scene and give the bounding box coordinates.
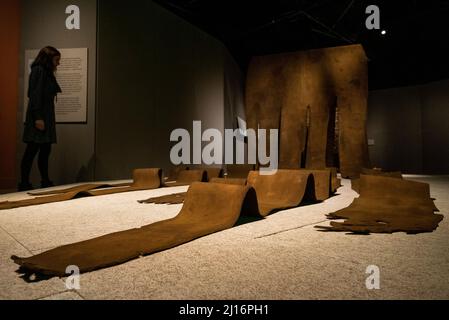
[23,64,61,144]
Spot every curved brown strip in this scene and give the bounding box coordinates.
[11,168,328,277]
[294,169,331,201]
[0,187,99,210]
[27,183,128,196]
[209,178,247,186]
[138,192,187,205]
[164,165,190,182]
[351,169,403,194]
[316,175,444,234]
[189,167,224,182]
[28,169,161,196]
[141,170,326,207]
[12,182,259,277]
[245,45,370,178]
[163,169,207,187]
[247,170,318,216]
[0,169,162,211]
[225,164,256,179]
[139,177,247,205]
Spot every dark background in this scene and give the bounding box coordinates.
[155,0,449,90]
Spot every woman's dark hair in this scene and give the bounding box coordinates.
[32,46,61,72]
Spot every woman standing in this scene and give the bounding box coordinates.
[18,46,62,191]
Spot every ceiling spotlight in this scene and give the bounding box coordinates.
[381,30,387,35]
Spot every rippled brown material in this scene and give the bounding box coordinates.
[295,169,332,201]
[138,192,187,205]
[316,175,444,234]
[190,167,224,181]
[12,182,259,277]
[209,178,247,185]
[351,169,403,194]
[12,169,330,277]
[247,170,319,216]
[0,169,162,211]
[225,164,256,179]
[139,177,247,205]
[246,44,370,178]
[163,169,207,187]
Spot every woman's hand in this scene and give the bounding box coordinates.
[35,120,45,131]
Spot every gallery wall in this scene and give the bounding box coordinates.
[17,0,97,185]
[14,0,447,186]
[95,0,243,179]
[0,0,20,190]
[368,79,449,174]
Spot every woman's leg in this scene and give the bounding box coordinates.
[19,142,40,190]
[38,143,53,187]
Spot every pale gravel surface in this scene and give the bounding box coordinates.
[0,176,448,300]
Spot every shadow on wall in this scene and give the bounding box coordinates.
[76,154,96,183]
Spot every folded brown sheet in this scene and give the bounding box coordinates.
[225,164,256,179]
[140,170,329,207]
[351,169,403,194]
[190,167,224,182]
[0,169,162,211]
[247,170,320,216]
[12,169,327,277]
[209,177,247,186]
[294,169,332,201]
[138,192,187,205]
[163,169,207,187]
[12,182,259,277]
[316,174,444,234]
[139,177,247,205]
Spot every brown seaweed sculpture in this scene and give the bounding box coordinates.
[163,169,207,187]
[316,175,443,234]
[12,169,329,277]
[12,182,258,277]
[351,168,403,194]
[0,169,162,210]
[246,44,370,178]
[140,169,331,207]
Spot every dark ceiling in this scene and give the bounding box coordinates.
[154,0,449,90]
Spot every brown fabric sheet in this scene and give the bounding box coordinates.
[12,182,259,277]
[189,166,224,182]
[27,183,129,196]
[294,169,331,201]
[245,44,370,178]
[247,170,320,216]
[138,192,187,205]
[0,169,162,211]
[12,169,329,277]
[209,178,247,186]
[316,175,444,234]
[351,169,403,194]
[163,169,207,187]
[139,177,247,205]
[164,165,190,182]
[225,164,256,179]
[140,169,328,207]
